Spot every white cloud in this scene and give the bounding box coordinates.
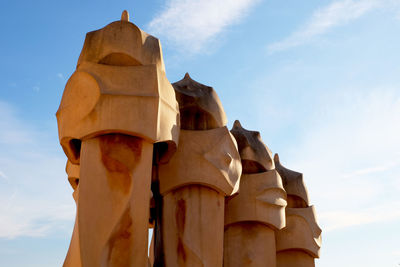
[57,73,64,80]
[0,171,7,180]
[0,101,74,239]
[283,87,400,232]
[148,0,260,53]
[267,0,380,53]
[343,160,400,178]
[319,202,400,232]
[0,101,33,144]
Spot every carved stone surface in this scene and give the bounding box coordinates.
[224,170,286,229]
[58,12,178,267]
[163,185,225,266]
[274,154,309,207]
[56,13,179,164]
[157,75,240,267]
[58,11,323,267]
[66,160,79,192]
[276,206,322,258]
[223,222,276,267]
[230,120,274,173]
[173,73,227,130]
[78,135,153,267]
[224,122,286,267]
[276,251,315,267]
[159,127,241,196]
[64,161,81,267]
[274,154,322,267]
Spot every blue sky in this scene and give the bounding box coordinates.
[1,0,400,266]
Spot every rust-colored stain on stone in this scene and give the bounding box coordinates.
[176,198,187,263]
[106,207,134,266]
[99,134,142,194]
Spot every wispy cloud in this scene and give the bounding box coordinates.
[0,101,33,144]
[283,87,400,232]
[57,73,64,80]
[0,101,74,239]
[267,0,380,53]
[343,160,400,178]
[148,0,260,53]
[320,202,400,232]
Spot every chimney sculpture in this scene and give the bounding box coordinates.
[63,161,81,267]
[58,11,323,267]
[274,154,322,267]
[56,11,179,267]
[158,74,242,266]
[224,121,287,267]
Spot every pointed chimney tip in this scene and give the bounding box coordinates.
[233,120,242,128]
[121,10,129,22]
[274,153,280,163]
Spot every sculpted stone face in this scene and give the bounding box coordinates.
[274,153,309,207]
[66,160,79,193]
[274,154,322,261]
[225,122,286,228]
[276,206,322,258]
[225,170,287,229]
[77,12,165,71]
[159,127,242,196]
[224,122,285,267]
[56,14,179,164]
[159,73,241,195]
[173,73,227,130]
[64,161,81,267]
[58,12,179,267]
[158,74,241,267]
[230,120,274,173]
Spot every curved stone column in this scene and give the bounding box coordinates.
[224,121,287,267]
[57,11,179,267]
[274,154,322,267]
[158,74,241,267]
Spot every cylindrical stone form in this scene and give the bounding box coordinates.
[223,222,276,267]
[276,250,315,267]
[224,121,286,267]
[162,185,225,267]
[78,134,153,267]
[63,187,82,267]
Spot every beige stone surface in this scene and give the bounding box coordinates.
[274,154,322,267]
[121,10,129,22]
[224,170,286,229]
[77,13,165,71]
[172,73,227,130]
[277,250,315,267]
[57,62,179,164]
[230,120,274,173]
[162,185,225,267]
[156,75,239,267]
[58,10,323,267]
[275,206,322,259]
[223,222,276,267]
[64,214,82,267]
[56,12,179,164]
[66,160,79,192]
[274,154,309,207]
[158,127,242,196]
[57,12,180,267]
[149,233,154,266]
[78,134,153,266]
[63,163,81,267]
[224,122,285,267]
